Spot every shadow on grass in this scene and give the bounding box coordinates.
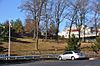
[0,46,7,52]
[0,42,4,45]
[12,39,32,44]
[11,37,32,44]
[3,37,32,44]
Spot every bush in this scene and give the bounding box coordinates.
[65,34,79,51]
[93,35,100,53]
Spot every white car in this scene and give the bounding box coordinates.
[58,51,86,60]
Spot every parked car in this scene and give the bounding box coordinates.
[58,51,86,60]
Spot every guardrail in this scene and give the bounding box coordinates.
[0,55,40,60]
[41,54,59,58]
[40,54,59,60]
[0,54,59,60]
[1,53,98,61]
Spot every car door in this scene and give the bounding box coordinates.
[65,51,73,59]
[62,51,73,60]
[62,52,69,60]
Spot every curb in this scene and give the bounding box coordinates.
[89,58,97,60]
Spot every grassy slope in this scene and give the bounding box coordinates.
[1,37,95,56]
[1,38,66,55]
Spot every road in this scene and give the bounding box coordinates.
[1,60,100,66]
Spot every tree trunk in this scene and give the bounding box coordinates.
[44,1,48,40]
[83,26,85,42]
[56,18,60,41]
[45,14,48,40]
[33,16,36,40]
[94,13,97,37]
[69,21,73,39]
[35,0,44,50]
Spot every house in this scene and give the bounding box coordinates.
[58,24,100,42]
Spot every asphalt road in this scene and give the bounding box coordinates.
[1,60,100,66]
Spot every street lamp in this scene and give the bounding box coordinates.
[8,21,11,57]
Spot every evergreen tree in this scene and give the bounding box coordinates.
[66,34,79,51]
[92,34,100,54]
[0,24,7,52]
[13,19,23,34]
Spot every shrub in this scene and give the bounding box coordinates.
[93,35,100,53]
[65,34,79,51]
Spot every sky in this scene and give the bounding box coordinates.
[97,0,100,2]
[0,0,25,23]
[1,0,99,32]
[0,0,65,32]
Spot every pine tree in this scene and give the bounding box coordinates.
[66,34,79,51]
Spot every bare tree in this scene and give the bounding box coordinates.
[19,0,45,50]
[68,0,89,40]
[77,0,89,42]
[44,0,48,40]
[19,0,43,39]
[49,0,68,41]
[92,0,100,36]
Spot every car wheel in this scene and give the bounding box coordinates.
[58,56,62,60]
[71,56,75,60]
